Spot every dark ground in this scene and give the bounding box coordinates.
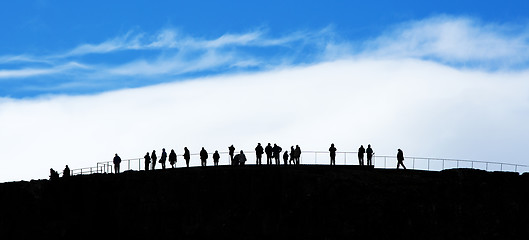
[0,165,528,240]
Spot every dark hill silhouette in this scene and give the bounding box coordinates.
[1,166,528,239]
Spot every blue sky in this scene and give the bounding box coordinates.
[1,1,529,181]
[1,0,529,98]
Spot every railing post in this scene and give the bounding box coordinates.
[384,157,387,169]
[515,165,518,172]
[412,158,415,170]
[128,160,130,171]
[500,164,503,171]
[427,159,430,171]
[315,152,317,165]
[457,160,459,169]
[139,158,141,170]
[471,161,474,169]
[442,159,445,171]
[80,169,82,175]
[90,167,92,174]
[486,163,488,171]
[344,152,347,165]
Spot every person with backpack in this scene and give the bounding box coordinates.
[255,143,264,165]
[358,145,365,166]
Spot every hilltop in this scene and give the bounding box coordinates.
[1,165,528,239]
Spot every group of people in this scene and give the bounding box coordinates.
[50,143,407,179]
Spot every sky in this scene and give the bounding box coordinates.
[1,0,529,182]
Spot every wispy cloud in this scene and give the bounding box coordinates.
[2,15,529,98]
[0,62,89,79]
[363,16,529,68]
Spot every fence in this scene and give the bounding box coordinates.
[68,150,529,176]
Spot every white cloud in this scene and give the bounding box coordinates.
[364,16,529,67]
[0,62,89,79]
[1,59,529,182]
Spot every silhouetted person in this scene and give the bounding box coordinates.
[160,148,167,169]
[113,154,122,173]
[272,144,282,165]
[255,143,264,165]
[213,150,220,166]
[289,146,295,165]
[144,152,151,171]
[229,145,235,164]
[238,150,247,166]
[358,145,365,166]
[397,149,406,169]
[329,143,337,165]
[169,149,177,168]
[63,165,71,177]
[151,150,157,170]
[265,143,273,165]
[294,145,301,165]
[49,168,59,180]
[184,147,190,167]
[233,153,240,166]
[200,147,208,167]
[366,144,374,166]
[284,151,289,165]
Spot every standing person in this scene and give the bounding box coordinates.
[50,168,59,180]
[169,149,177,168]
[144,152,151,171]
[63,165,71,177]
[294,145,301,165]
[289,146,295,165]
[272,144,282,165]
[183,147,191,167]
[265,143,273,165]
[200,147,208,167]
[238,150,247,166]
[329,143,337,165]
[284,151,290,165]
[366,144,374,166]
[228,145,235,165]
[255,143,264,165]
[151,150,157,170]
[358,145,365,166]
[160,148,167,170]
[213,150,220,166]
[113,154,122,173]
[397,149,406,169]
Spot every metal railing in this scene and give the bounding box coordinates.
[68,150,529,176]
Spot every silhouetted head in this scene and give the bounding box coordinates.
[171,149,175,153]
[296,145,299,148]
[360,145,363,148]
[202,147,205,150]
[240,150,244,154]
[291,146,294,150]
[398,149,402,152]
[268,143,271,146]
[163,148,165,152]
[153,150,156,153]
[274,144,277,147]
[331,143,334,147]
[258,143,261,146]
[115,153,118,156]
[65,165,69,168]
[215,150,218,153]
[184,147,188,150]
[368,144,371,148]
[146,152,149,155]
